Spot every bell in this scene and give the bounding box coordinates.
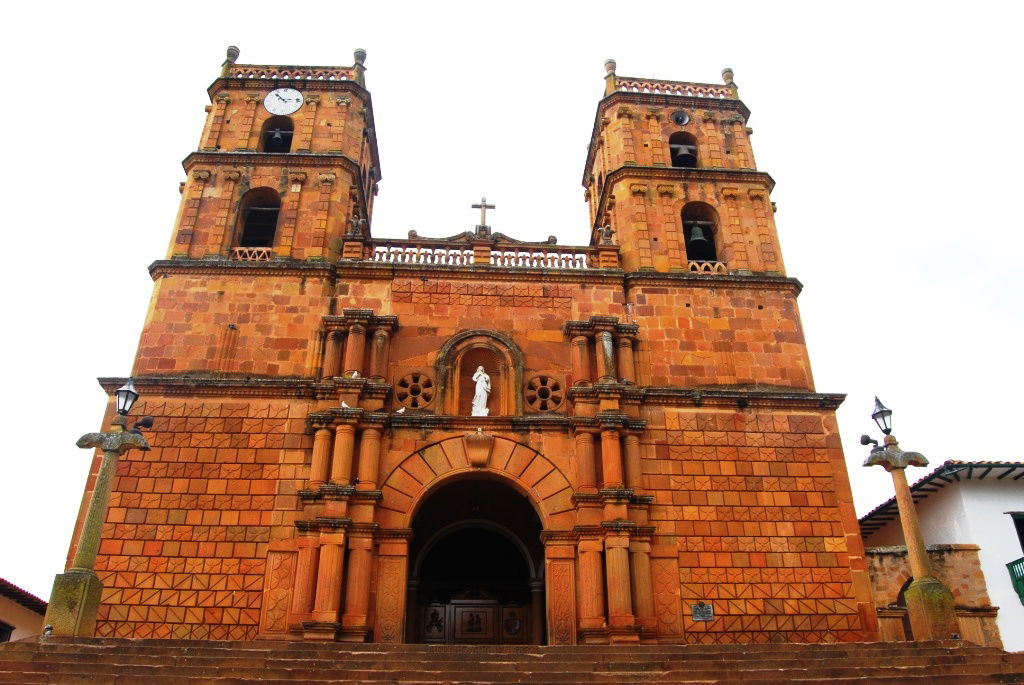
[271,130,283,141]
[670,143,698,168]
[688,224,709,246]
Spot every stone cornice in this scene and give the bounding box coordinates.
[584,91,752,184]
[98,375,318,399]
[624,269,803,294]
[182,150,361,174]
[638,386,845,410]
[149,258,336,281]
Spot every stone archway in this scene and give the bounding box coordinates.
[373,434,578,645]
[407,479,543,644]
[435,331,524,416]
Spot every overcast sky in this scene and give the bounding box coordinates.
[1,1,1021,599]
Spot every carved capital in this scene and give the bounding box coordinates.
[863,437,928,471]
[318,172,337,185]
[244,93,261,103]
[721,187,740,201]
[629,183,648,196]
[701,111,716,123]
[645,108,662,120]
[222,169,242,183]
[616,105,634,119]
[192,169,212,183]
[748,188,767,201]
[306,93,322,105]
[288,171,308,185]
[215,92,230,105]
[656,184,675,198]
[335,95,352,106]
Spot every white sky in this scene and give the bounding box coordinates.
[1,1,1021,600]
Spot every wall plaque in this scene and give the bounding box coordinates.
[691,601,714,622]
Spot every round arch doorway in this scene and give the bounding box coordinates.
[407,477,545,644]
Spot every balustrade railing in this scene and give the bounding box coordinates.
[616,78,733,99]
[230,246,273,262]
[226,65,356,81]
[368,241,596,270]
[489,249,591,269]
[371,244,475,266]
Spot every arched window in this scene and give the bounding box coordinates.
[236,188,281,248]
[681,202,718,262]
[261,116,294,153]
[668,131,698,168]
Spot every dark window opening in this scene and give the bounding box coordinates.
[0,620,12,643]
[261,116,294,153]
[682,202,718,262]
[669,131,698,168]
[237,188,281,248]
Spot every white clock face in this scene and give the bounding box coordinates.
[264,88,303,115]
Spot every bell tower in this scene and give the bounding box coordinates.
[169,46,380,263]
[584,61,782,277]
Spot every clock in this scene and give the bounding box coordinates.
[264,88,304,116]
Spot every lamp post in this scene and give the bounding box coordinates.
[861,397,957,641]
[43,380,153,637]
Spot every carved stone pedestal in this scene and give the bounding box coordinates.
[904,576,958,640]
[302,621,339,641]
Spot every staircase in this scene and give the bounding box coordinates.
[1,638,1023,684]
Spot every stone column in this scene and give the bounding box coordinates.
[322,330,344,378]
[574,430,598,494]
[356,426,382,490]
[596,330,617,382]
[530,580,545,645]
[628,539,657,637]
[368,328,392,380]
[343,323,367,377]
[622,433,642,491]
[570,335,591,386]
[310,530,346,625]
[331,423,356,484]
[604,535,635,632]
[892,467,930,580]
[340,531,374,641]
[309,427,333,488]
[600,429,624,489]
[576,537,606,631]
[289,526,320,622]
[616,336,636,384]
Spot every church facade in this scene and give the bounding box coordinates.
[67,49,878,645]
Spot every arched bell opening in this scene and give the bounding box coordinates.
[235,187,281,248]
[406,477,544,644]
[260,115,294,153]
[668,131,699,168]
[681,201,719,263]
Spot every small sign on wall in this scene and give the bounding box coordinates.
[691,601,714,622]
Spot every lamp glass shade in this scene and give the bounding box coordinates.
[115,379,139,416]
[871,396,893,435]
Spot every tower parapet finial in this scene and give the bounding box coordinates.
[354,48,367,86]
[222,46,240,77]
[604,58,617,96]
[721,67,738,97]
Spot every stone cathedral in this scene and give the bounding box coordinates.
[67,48,879,646]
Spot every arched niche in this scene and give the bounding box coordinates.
[436,331,523,416]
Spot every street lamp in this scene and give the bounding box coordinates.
[861,398,957,641]
[43,379,153,637]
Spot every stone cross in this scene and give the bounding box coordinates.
[472,196,495,227]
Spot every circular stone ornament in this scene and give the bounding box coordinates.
[524,375,564,412]
[396,372,435,409]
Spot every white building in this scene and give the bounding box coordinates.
[860,460,1024,652]
[0,578,46,642]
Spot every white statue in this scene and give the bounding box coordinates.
[471,366,491,416]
